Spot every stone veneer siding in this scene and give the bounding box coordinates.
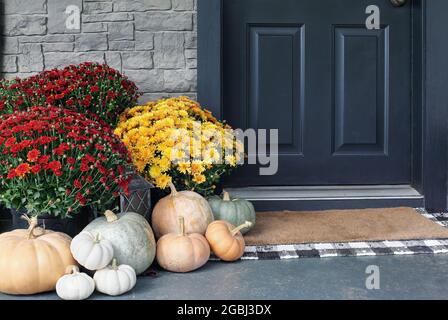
[0,0,198,102]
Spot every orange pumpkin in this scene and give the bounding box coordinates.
[156,216,210,272]
[205,220,252,261]
[0,215,76,295]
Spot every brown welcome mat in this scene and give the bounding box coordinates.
[244,207,448,246]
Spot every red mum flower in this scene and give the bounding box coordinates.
[27,149,41,163]
[95,162,107,175]
[5,137,16,148]
[15,163,31,177]
[74,179,82,189]
[80,163,90,172]
[83,154,95,164]
[31,164,41,174]
[7,169,17,179]
[38,155,50,165]
[76,192,86,205]
[46,95,55,104]
[67,157,76,165]
[10,144,22,154]
[54,143,70,156]
[90,85,100,93]
[107,91,116,99]
[46,160,62,172]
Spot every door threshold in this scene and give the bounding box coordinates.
[225,185,424,211]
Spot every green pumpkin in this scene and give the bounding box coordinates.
[83,210,156,275]
[207,191,256,234]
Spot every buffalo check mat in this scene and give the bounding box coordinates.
[211,208,448,261]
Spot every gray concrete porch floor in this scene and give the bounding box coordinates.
[1,254,448,300]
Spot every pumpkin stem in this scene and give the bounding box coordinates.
[178,216,185,236]
[104,210,118,223]
[111,258,118,270]
[94,232,101,243]
[21,215,39,239]
[169,182,178,195]
[231,221,253,236]
[222,191,231,201]
[66,265,80,275]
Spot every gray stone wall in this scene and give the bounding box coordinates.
[0,0,198,102]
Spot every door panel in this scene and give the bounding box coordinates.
[249,25,305,155]
[223,0,411,186]
[333,27,388,155]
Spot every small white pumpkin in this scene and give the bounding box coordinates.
[94,259,136,296]
[70,231,114,270]
[56,265,95,300]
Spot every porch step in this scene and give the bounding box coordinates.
[225,185,424,211]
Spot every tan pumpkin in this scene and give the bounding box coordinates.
[0,215,76,295]
[152,183,214,238]
[156,216,210,272]
[205,220,252,261]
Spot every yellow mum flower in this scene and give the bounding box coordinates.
[155,174,172,189]
[177,162,191,174]
[191,161,205,175]
[192,174,206,184]
[157,156,171,172]
[149,166,162,179]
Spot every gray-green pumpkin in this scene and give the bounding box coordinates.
[83,210,156,275]
[207,191,256,234]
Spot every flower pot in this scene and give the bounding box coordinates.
[0,205,11,232]
[120,174,153,219]
[10,206,95,237]
[0,205,10,219]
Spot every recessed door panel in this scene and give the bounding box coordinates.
[249,25,304,155]
[333,26,388,155]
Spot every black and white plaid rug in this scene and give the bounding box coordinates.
[234,208,448,260]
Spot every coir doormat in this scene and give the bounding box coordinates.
[238,207,448,260]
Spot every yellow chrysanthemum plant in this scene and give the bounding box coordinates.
[115,97,244,196]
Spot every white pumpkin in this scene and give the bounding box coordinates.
[56,266,95,300]
[83,210,156,275]
[94,259,136,296]
[70,231,114,270]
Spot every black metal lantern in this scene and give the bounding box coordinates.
[120,174,153,219]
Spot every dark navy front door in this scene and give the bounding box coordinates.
[223,0,411,186]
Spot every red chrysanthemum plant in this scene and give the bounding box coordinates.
[0,106,133,218]
[0,62,141,126]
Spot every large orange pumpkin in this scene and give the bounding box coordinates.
[156,216,210,272]
[0,215,76,295]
